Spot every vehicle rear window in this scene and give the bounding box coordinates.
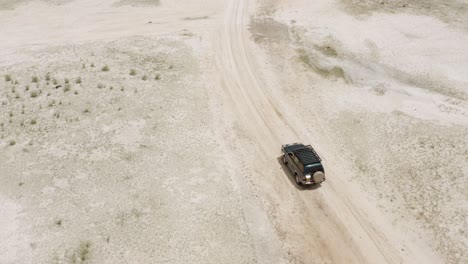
[305,163,323,173]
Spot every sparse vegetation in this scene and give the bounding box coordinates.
[102,65,110,72]
[45,73,51,81]
[64,84,71,92]
[30,91,38,98]
[130,69,137,76]
[83,108,90,113]
[55,219,62,226]
[90,63,95,67]
[76,77,82,84]
[9,140,16,146]
[25,85,29,91]
[78,241,91,262]
[142,75,148,81]
[64,78,70,84]
[5,74,11,82]
[97,83,104,89]
[31,76,39,83]
[74,90,79,95]
[30,119,36,125]
[53,79,58,85]
[155,74,161,80]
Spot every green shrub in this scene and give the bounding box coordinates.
[76,77,82,84]
[142,75,148,81]
[102,65,110,72]
[5,74,11,82]
[79,242,91,261]
[31,76,39,83]
[30,91,38,98]
[64,84,71,92]
[129,69,137,76]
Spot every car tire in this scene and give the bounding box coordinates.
[295,174,302,185]
[283,155,288,165]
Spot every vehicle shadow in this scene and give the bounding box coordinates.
[276,156,322,191]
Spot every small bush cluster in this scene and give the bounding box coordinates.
[64,84,71,92]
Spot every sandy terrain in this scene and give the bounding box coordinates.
[1,0,467,263]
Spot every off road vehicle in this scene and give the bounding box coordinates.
[281,143,325,185]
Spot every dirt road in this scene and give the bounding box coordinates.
[215,0,440,263]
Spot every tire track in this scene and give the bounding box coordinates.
[214,0,403,263]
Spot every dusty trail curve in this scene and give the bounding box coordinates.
[214,0,421,263]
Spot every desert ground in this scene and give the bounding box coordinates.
[0,0,467,263]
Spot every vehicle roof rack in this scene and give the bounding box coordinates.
[293,145,322,165]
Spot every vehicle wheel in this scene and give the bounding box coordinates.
[295,174,302,185]
[283,155,288,165]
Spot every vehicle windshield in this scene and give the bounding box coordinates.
[305,163,323,173]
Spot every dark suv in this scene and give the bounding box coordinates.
[281,143,325,185]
